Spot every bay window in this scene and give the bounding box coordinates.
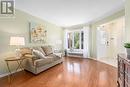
[67,30,84,50]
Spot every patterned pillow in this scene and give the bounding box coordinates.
[32,46,46,55]
[33,49,47,59]
[41,46,53,56]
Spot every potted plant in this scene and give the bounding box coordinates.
[124,43,130,55]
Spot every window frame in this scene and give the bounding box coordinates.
[67,30,84,50]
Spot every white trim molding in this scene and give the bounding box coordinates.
[0,69,22,78]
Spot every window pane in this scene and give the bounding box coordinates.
[81,31,84,49]
[68,33,73,49]
[74,32,80,49]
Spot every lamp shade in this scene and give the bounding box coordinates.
[10,36,25,46]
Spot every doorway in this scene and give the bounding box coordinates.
[96,17,125,67]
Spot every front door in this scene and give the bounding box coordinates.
[97,26,109,59]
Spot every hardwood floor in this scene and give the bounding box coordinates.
[0,57,117,87]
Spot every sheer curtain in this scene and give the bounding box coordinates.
[64,29,68,50]
[83,26,90,58]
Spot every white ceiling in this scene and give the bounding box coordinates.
[16,0,124,27]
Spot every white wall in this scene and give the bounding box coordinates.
[90,9,125,58]
[97,17,125,59]
[125,0,130,42]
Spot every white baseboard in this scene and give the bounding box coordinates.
[0,69,22,78]
[88,57,97,60]
[88,57,117,67]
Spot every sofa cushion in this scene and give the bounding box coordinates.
[33,49,47,59]
[34,58,53,67]
[32,46,46,55]
[47,54,61,61]
[41,46,53,56]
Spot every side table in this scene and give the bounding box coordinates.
[5,57,26,83]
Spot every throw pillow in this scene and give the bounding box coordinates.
[32,46,46,55]
[41,46,53,56]
[33,49,47,59]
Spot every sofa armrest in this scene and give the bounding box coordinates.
[33,59,44,66]
[23,54,38,66]
[53,53,62,58]
[23,54,36,58]
[23,58,34,67]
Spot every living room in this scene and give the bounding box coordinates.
[0,0,130,87]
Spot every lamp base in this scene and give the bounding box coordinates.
[15,49,22,58]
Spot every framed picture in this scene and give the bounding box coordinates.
[29,22,47,43]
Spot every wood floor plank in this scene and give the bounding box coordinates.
[0,57,117,87]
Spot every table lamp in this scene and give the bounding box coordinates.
[10,36,25,58]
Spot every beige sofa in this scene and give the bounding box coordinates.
[20,46,63,74]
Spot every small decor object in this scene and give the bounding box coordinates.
[124,43,130,57]
[29,22,47,43]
